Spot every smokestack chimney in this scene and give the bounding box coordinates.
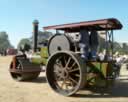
[33,20,39,52]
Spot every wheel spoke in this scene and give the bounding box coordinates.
[57,56,62,61]
[55,74,62,81]
[67,61,76,70]
[56,61,63,68]
[65,57,72,68]
[70,62,76,69]
[74,74,80,77]
[54,66,60,74]
[66,79,74,89]
[54,70,63,81]
[70,73,80,77]
[69,68,79,73]
[61,79,66,88]
[54,64,59,69]
[63,56,67,65]
[69,76,78,84]
[66,84,69,90]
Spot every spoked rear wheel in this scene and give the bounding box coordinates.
[46,51,86,96]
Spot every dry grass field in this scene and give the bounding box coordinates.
[0,56,128,102]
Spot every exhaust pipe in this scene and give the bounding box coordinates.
[33,20,39,52]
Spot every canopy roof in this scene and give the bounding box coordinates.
[43,18,122,32]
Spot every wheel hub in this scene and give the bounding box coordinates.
[61,69,69,79]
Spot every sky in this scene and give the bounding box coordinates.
[0,0,128,48]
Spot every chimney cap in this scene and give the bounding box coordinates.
[33,19,39,24]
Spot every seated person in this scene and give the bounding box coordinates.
[89,30,99,60]
[79,29,99,60]
[79,29,90,60]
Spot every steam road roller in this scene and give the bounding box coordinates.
[9,20,42,81]
[9,18,123,96]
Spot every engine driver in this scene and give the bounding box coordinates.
[79,29,99,60]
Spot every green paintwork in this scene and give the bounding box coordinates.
[87,61,109,78]
[40,47,49,58]
[31,47,48,65]
[86,61,114,87]
[30,47,114,87]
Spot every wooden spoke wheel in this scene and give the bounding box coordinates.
[46,51,86,96]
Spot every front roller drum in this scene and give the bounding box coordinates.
[9,57,41,81]
[10,72,40,81]
[46,51,87,96]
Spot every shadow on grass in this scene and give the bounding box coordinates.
[24,76,47,83]
[73,80,128,98]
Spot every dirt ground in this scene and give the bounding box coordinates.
[0,56,128,102]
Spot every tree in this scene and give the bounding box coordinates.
[17,31,52,52]
[122,43,128,54]
[30,31,53,48]
[0,31,13,53]
[112,42,122,53]
[17,38,31,51]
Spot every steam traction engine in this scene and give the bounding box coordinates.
[9,18,122,96]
